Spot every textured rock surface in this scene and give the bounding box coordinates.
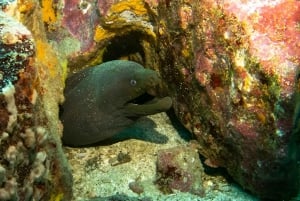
[0,11,36,200]
[65,113,257,201]
[156,146,204,195]
[155,1,300,200]
[0,1,73,200]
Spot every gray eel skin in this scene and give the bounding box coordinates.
[60,60,172,147]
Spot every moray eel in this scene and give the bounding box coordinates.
[60,60,172,147]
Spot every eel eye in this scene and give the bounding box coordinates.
[130,79,137,86]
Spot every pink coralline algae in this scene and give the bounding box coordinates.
[156,146,204,195]
[155,0,300,200]
[97,0,116,16]
[223,0,300,97]
[62,0,100,51]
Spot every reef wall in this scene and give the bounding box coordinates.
[1,0,299,200]
[155,1,300,200]
[0,1,72,201]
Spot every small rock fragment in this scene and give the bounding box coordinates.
[155,146,204,196]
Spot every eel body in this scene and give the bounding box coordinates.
[60,60,172,146]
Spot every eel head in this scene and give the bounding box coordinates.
[119,64,172,118]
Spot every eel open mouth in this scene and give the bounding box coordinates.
[128,92,156,105]
[124,89,172,117]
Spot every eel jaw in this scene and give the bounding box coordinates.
[123,90,172,117]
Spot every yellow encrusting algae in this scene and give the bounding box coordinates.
[36,40,60,78]
[94,26,116,42]
[108,0,148,16]
[41,0,57,24]
[50,193,64,201]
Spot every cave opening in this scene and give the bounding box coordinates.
[102,31,146,64]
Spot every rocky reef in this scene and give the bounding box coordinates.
[155,1,300,200]
[0,2,72,201]
[1,0,299,200]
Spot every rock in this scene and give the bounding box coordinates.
[50,0,158,73]
[0,3,72,201]
[155,0,300,200]
[87,193,152,201]
[155,146,204,196]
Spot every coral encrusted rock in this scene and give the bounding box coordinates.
[156,146,204,195]
[155,0,300,200]
[0,6,72,201]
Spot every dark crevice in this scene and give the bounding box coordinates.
[166,109,194,141]
[102,31,146,64]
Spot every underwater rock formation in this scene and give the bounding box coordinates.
[155,146,204,195]
[155,1,300,200]
[1,0,299,200]
[0,11,36,200]
[0,2,73,201]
